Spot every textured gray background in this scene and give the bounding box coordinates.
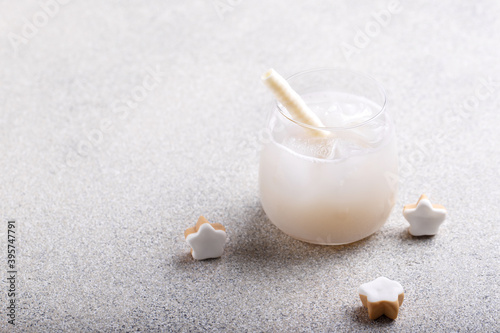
[1,0,499,332]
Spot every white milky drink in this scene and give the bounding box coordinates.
[259,69,398,245]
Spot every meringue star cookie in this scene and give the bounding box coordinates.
[359,277,404,320]
[403,194,447,236]
[184,216,227,260]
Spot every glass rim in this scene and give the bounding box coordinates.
[275,67,387,131]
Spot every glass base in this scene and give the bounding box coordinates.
[281,229,377,245]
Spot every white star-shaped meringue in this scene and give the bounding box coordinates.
[184,216,226,260]
[403,194,447,236]
[359,277,404,320]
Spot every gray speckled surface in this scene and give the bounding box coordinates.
[1,0,499,332]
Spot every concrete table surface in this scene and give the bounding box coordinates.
[1,0,499,331]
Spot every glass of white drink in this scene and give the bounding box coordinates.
[259,68,398,245]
